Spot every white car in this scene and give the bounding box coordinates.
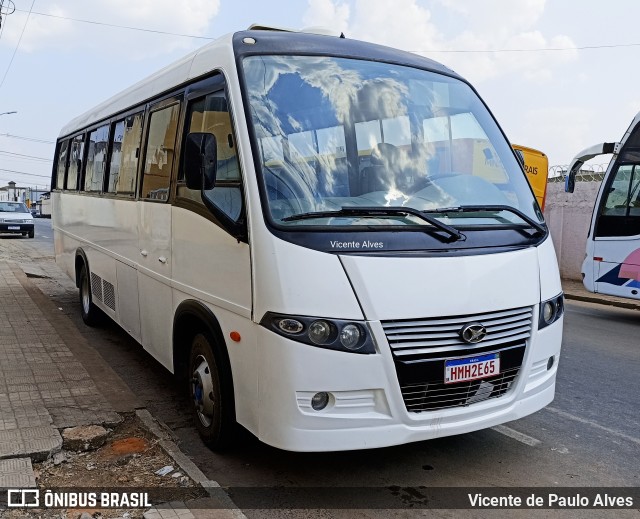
[0,201,35,238]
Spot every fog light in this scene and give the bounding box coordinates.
[278,318,304,334]
[311,392,330,411]
[308,320,332,344]
[547,356,554,370]
[340,324,362,350]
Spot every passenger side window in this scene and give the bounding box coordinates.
[141,103,181,201]
[56,140,69,189]
[108,113,143,196]
[84,125,110,192]
[66,134,85,190]
[596,164,640,237]
[178,91,243,222]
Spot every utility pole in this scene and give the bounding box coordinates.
[0,1,16,31]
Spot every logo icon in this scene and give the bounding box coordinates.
[459,323,487,344]
[7,489,39,507]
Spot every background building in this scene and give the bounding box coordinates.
[0,181,49,207]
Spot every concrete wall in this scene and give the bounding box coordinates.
[543,180,601,280]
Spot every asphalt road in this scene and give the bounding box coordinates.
[10,220,640,517]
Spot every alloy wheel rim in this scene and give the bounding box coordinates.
[191,353,215,428]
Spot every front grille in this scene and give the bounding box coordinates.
[382,306,533,358]
[382,307,533,413]
[398,347,523,412]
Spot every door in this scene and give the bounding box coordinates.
[172,81,255,427]
[593,162,640,299]
[138,99,182,368]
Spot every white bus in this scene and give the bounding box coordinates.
[52,26,564,452]
[565,112,640,300]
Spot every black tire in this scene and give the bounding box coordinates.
[28,230,34,238]
[78,264,103,326]
[189,331,236,450]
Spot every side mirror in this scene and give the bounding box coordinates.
[564,160,582,193]
[184,132,217,190]
[564,173,575,193]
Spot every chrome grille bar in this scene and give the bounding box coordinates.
[382,306,533,355]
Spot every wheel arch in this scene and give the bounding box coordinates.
[173,300,236,402]
[74,248,90,288]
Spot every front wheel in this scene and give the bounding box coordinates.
[28,230,34,238]
[189,332,236,450]
[78,264,102,326]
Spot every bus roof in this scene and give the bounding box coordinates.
[58,28,458,139]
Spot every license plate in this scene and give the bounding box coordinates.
[445,353,500,384]
[7,226,19,230]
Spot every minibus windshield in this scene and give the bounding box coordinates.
[243,55,541,229]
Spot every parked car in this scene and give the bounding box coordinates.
[0,201,35,238]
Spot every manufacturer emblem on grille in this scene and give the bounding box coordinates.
[460,323,487,344]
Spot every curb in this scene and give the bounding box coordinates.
[564,292,640,311]
[136,409,247,518]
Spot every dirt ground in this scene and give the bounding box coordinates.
[1,414,207,519]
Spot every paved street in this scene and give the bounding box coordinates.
[2,220,639,517]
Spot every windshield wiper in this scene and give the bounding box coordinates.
[423,205,546,235]
[281,206,465,241]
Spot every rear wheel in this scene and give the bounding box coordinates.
[78,264,102,326]
[28,230,34,238]
[189,332,235,450]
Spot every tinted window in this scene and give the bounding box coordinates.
[141,104,180,201]
[84,125,110,192]
[108,113,143,196]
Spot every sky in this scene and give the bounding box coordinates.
[0,0,637,188]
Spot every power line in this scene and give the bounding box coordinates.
[0,149,51,162]
[11,7,640,53]
[0,0,35,91]
[410,42,640,54]
[0,132,54,144]
[14,8,214,40]
[0,167,50,179]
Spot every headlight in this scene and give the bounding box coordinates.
[308,320,334,344]
[339,324,362,350]
[539,294,564,329]
[260,312,375,354]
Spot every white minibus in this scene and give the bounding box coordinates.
[52,26,564,451]
[565,112,640,300]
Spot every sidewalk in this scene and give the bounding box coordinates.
[562,278,640,311]
[0,261,122,462]
[0,248,243,518]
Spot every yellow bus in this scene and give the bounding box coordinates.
[513,144,549,210]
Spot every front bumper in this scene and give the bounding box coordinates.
[254,316,563,452]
